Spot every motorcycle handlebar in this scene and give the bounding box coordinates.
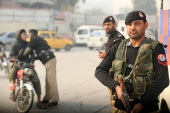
[9,59,34,69]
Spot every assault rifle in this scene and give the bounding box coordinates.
[117,77,131,112]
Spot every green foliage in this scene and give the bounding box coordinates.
[52,0,78,10]
[132,0,157,15]
[17,0,86,11]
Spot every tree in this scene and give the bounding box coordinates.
[132,0,157,15]
[16,0,86,11]
[52,0,79,11]
[85,7,105,15]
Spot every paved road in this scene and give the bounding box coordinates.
[0,47,112,113]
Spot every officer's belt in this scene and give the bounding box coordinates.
[41,49,51,53]
[124,79,133,83]
[124,78,150,86]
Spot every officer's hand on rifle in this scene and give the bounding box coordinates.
[131,103,143,113]
[98,51,106,59]
[115,85,123,100]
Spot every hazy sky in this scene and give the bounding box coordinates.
[75,0,161,15]
[75,0,131,14]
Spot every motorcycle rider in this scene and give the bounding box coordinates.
[8,29,42,107]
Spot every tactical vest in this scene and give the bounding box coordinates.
[109,38,159,99]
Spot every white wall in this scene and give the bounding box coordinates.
[0,8,86,35]
[0,8,53,33]
[0,22,35,33]
[163,0,170,10]
[0,8,113,35]
[0,9,51,22]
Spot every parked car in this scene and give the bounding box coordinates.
[87,30,108,50]
[75,25,103,46]
[26,31,73,51]
[0,32,16,51]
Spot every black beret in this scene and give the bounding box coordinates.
[125,10,147,25]
[103,16,115,25]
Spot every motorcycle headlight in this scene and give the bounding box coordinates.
[24,68,34,76]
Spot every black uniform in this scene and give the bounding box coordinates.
[105,30,125,52]
[28,36,55,64]
[95,39,169,112]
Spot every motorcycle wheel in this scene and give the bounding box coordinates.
[16,87,34,113]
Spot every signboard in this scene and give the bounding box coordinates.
[159,10,170,65]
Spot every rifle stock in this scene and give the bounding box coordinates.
[117,77,131,112]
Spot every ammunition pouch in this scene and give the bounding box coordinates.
[134,75,147,97]
[112,59,124,74]
[38,50,51,58]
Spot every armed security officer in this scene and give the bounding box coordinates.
[98,16,125,59]
[95,11,169,113]
[98,16,125,111]
[21,29,59,109]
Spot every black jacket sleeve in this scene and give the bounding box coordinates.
[28,38,37,50]
[139,43,169,107]
[95,42,120,90]
[9,43,17,57]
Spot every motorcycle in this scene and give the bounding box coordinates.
[0,46,10,75]
[9,59,36,113]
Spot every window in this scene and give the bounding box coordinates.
[78,29,88,35]
[7,33,15,38]
[91,29,101,33]
[40,33,50,38]
[52,33,61,39]
[90,31,102,37]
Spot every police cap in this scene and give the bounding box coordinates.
[125,10,147,25]
[103,16,115,25]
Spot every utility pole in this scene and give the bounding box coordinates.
[160,0,163,10]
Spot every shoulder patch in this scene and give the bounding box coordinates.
[157,54,167,66]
